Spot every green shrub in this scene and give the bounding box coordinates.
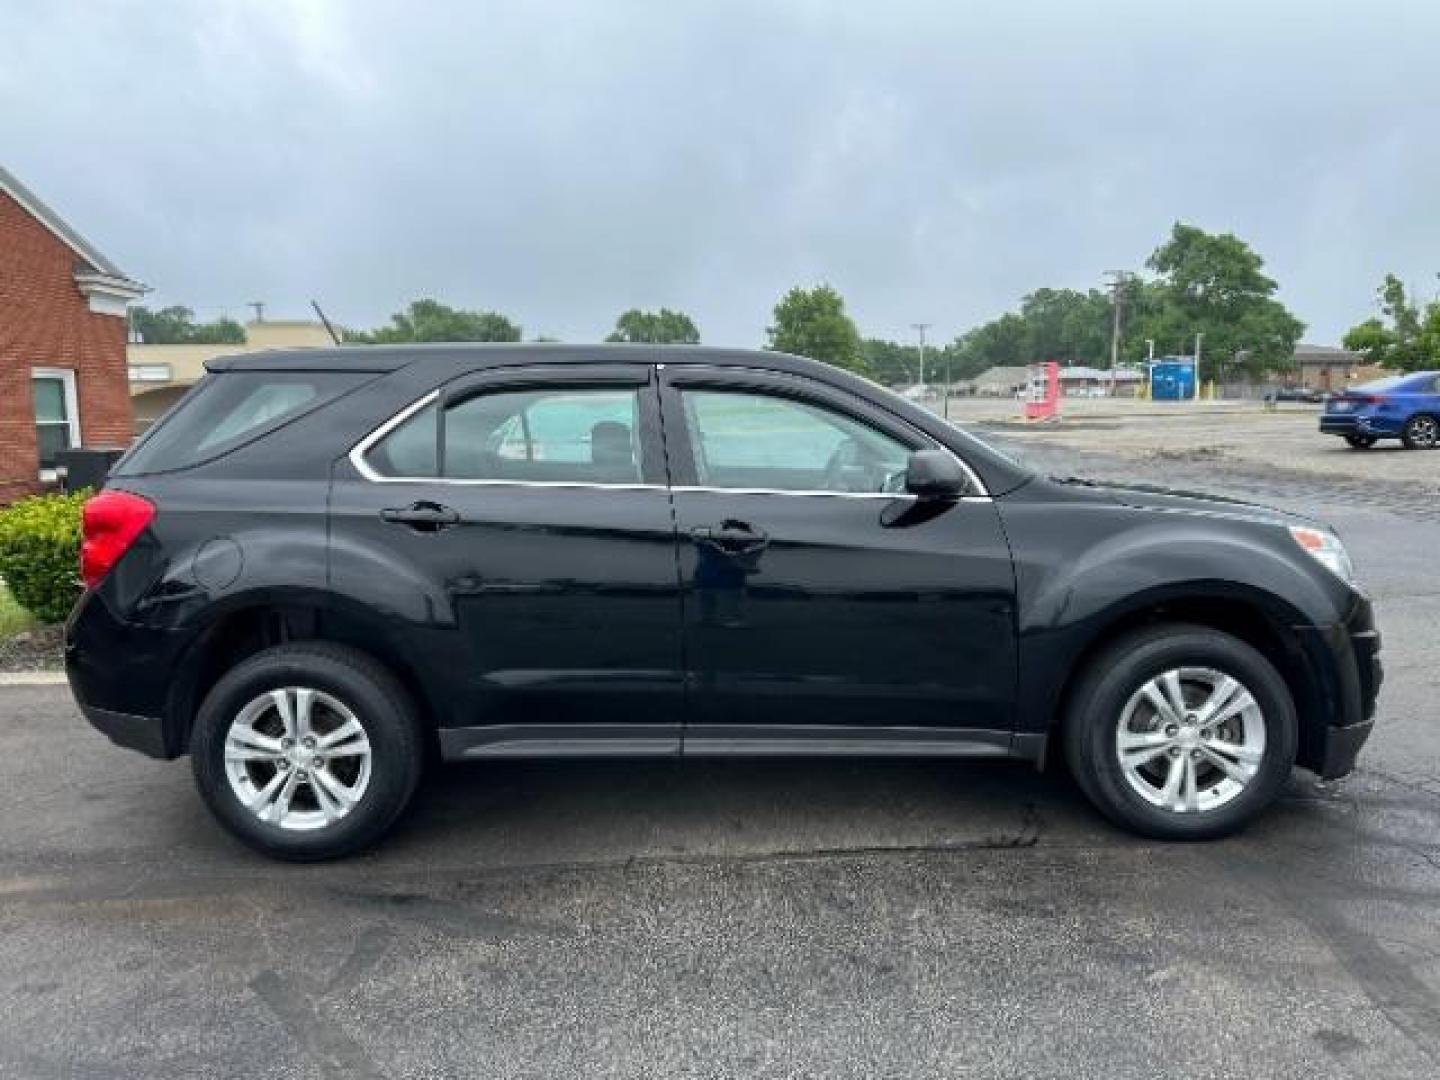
[0,490,89,624]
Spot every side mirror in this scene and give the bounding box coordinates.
[904,449,968,500]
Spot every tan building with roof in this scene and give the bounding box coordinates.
[128,318,335,431]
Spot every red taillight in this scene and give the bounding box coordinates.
[81,490,155,590]
[1347,394,1384,406]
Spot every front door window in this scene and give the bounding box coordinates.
[680,389,910,493]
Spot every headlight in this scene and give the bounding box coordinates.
[1289,525,1356,584]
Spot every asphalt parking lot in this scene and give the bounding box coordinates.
[2,417,1439,1079]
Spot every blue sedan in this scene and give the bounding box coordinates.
[1320,371,1440,449]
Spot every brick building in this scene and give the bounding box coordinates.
[0,166,145,502]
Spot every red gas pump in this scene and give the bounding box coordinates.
[1023,361,1060,421]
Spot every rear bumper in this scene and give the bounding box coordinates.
[77,703,169,759]
[1320,414,1402,437]
[65,590,191,760]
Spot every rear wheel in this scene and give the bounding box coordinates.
[1344,434,1377,450]
[1401,414,1439,450]
[1063,624,1296,839]
[191,643,423,861]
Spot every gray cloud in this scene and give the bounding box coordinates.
[4,0,1438,346]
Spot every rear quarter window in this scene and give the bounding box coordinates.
[115,371,371,476]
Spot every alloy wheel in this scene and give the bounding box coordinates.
[223,687,372,831]
[1114,667,1266,814]
[1407,416,1438,448]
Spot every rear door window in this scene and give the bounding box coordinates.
[364,386,644,485]
[116,371,371,475]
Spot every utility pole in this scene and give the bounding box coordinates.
[247,300,266,324]
[1194,332,1204,400]
[943,347,952,420]
[1105,272,1130,395]
[911,322,931,391]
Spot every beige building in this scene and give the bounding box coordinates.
[1291,343,1384,393]
[128,319,335,431]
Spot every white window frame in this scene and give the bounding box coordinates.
[32,367,82,481]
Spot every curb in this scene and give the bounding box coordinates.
[0,671,67,687]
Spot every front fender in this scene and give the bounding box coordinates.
[998,497,1355,735]
[1018,519,1331,633]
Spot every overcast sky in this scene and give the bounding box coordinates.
[4,0,1438,347]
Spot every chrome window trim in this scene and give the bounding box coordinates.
[348,387,661,489]
[349,380,993,501]
[672,485,991,503]
[349,388,439,482]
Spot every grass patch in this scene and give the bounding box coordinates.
[0,579,38,637]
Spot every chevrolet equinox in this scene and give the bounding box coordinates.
[65,345,1382,860]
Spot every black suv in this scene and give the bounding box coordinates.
[66,345,1381,860]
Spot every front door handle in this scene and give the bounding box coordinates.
[380,501,460,532]
[691,520,770,557]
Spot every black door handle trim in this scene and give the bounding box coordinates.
[691,521,770,555]
[381,502,461,530]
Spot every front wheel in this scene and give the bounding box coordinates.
[1063,625,1297,839]
[1344,434,1377,450]
[1401,414,1439,450]
[191,642,423,861]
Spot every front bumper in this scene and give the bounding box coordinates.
[1298,600,1382,780]
[1317,716,1375,780]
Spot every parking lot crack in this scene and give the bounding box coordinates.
[250,969,387,1080]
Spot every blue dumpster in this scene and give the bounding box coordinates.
[1149,359,1196,401]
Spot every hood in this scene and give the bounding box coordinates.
[1048,476,1318,529]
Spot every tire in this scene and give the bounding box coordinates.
[1344,434,1377,450]
[1400,414,1439,450]
[1062,624,1297,840]
[191,642,423,861]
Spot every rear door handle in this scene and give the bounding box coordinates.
[691,520,770,556]
[380,501,460,531]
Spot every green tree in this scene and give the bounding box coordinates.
[1016,287,1112,366]
[945,224,1301,382]
[349,299,522,343]
[859,338,918,385]
[859,339,973,387]
[1133,223,1304,378]
[129,305,245,345]
[766,285,864,373]
[605,308,700,344]
[1342,274,1440,372]
[952,311,1029,373]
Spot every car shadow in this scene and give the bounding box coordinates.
[377,756,1111,869]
